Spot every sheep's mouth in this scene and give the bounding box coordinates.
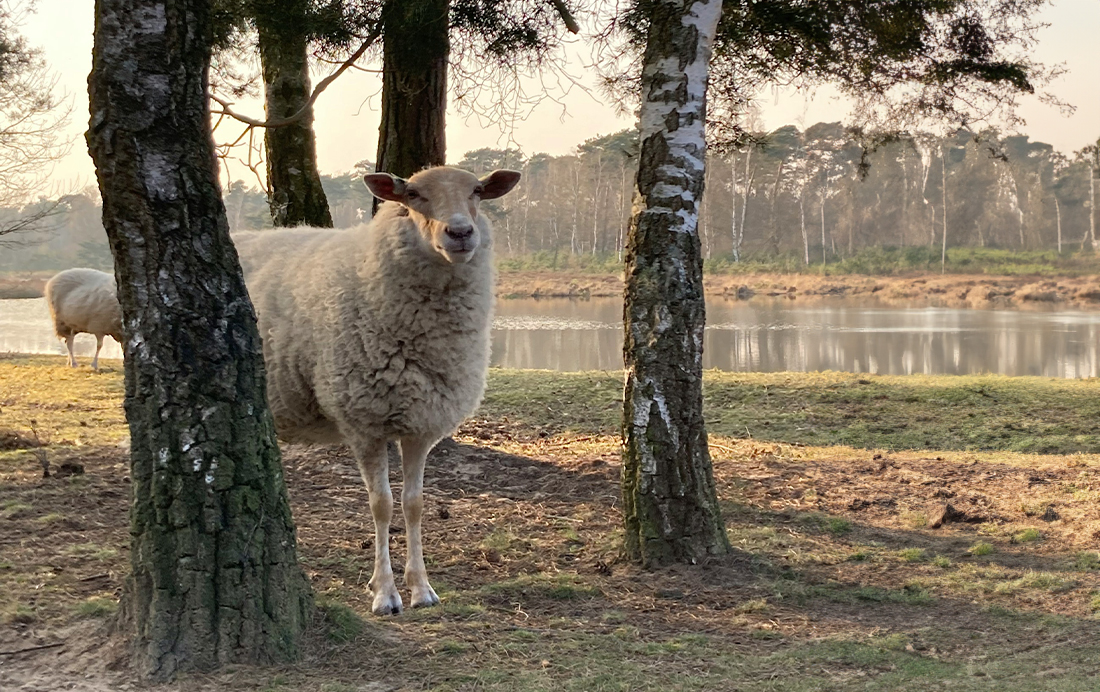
[438,241,477,263]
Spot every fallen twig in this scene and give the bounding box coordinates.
[0,641,65,656]
[78,573,110,582]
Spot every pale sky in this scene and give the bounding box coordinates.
[19,0,1100,190]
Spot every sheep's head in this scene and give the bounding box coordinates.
[364,166,521,264]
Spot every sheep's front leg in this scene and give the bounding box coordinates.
[91,334,103,371]
[399,435,441,608]
[352,436,403,615]
[64,334,77,368]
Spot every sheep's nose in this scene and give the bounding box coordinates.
[446,224,474,240]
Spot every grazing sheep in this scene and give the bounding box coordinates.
[234,165,521,615]
[44,268,123,371]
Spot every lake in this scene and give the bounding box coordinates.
[4,296,1100,377]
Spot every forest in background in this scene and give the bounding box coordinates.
[2,122,1097,273]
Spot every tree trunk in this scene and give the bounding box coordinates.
[87,0,311,679]
[1055,196,1062,253]
[941,148,948,274]
[799,191,808,265]
[375,0,449,180]
[1090,174,1097,251]
[622,0,729,568]
[257,0,332,227]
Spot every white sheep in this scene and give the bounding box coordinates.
[234,165,521,615]
[44,268,123,371]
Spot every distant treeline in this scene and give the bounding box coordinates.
[2,123,1096,272]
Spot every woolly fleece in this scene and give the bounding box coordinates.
[45,268,123,342]
[234,201,495,446]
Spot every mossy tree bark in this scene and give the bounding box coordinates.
[87,0,312,679]
[621,0,730,567]
[375,0,449,180]
[257,0,333,227]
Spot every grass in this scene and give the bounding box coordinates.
[1015,528,1043,543]
[7,355,1100,457]
[479,369,1100,455]
[74,597,117,618]
[496,247,1100,278]
[969,541,996,556]
[898,548,926,562]
[316,598,365,643]
[5,357,1100,691]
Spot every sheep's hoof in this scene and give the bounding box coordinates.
[371,591,404,616]
[410,585,441,609]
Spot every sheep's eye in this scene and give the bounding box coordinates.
[406,189,421,201]
[472,186,484,197]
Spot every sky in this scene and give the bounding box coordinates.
[17,0,1100,190]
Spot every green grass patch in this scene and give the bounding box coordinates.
[316,598,365,643]
[932,555,952,569]
[994,571,1076,595]
[2,604,36,624]
[1074,552,1100,571]
[969,541,996,557]
[1014,528,1043,543]
[74,597,117,618]
[897,548,926,563]
[0,501,32,519]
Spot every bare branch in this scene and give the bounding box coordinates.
[0,197,65,246]
[210,20,384,130]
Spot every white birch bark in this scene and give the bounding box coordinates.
[621,0,728,566]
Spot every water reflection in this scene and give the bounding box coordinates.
[0,298,125,361]
[492,298,1100,376]
[4,296,1100,376]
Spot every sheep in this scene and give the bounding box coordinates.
[234,165,521,615]
[44,268,123,371]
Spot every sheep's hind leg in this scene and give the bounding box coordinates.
[64,334,77,368]
[91,334,103,371]
[399,434,441,609]
[351,435,403,615]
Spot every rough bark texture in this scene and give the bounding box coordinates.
[621,0,729,568]
[258,0,333,227]
[87,0,312,679]
[375,0,449,180]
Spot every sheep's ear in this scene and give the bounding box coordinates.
[364,173,408,202]
[479,170,522,200]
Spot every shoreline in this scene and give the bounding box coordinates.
[8,269,1100,310]
[498,270,1100,310]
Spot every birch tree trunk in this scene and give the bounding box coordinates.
[622,0,729,567]
[1090,175,1097,250]
[799,191,808,265]
[257,0,332,228]
[729,154,738,260]
[941,148,948,273]
[1055,196,1062,252]
[87,0,311,678]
